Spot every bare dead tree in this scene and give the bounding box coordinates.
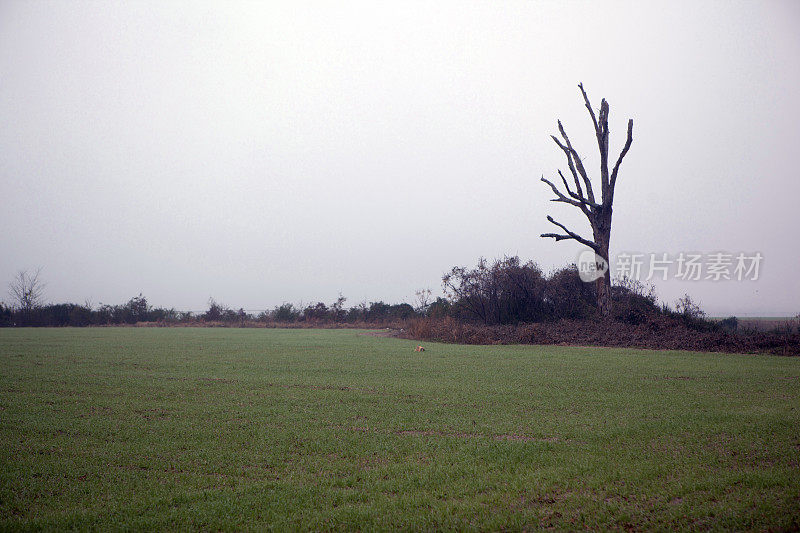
[414,288,432,314]
[541,83,633,316]
[9,268,46,311]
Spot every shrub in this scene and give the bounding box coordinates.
[273,303,300,322]
[676,294,705,319]
[612,277,660,325]
[362,301,417,322]
[203,298,238,322]
[544,265,596,321]
[443,256,550,324]
[0,303,11,326]
[303,302,330,321]
[674,294,718,332]
[427,297,451,319]
[331,294,347,322]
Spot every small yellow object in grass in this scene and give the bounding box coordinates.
[414,345,425,352]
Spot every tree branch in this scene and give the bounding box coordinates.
[558,170,575,197]
[579,83,611,196]
[550,135,580,189]
[555,121,596,205]
[578,82,599,138]
[540,176,586,211]
[609,118,634,193]
[541,215,599,251]
[558,170,600,211]
[540,173,597,221]
[558,169,580,200]
[597,99,610,194]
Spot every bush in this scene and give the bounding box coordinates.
[331,294,347,322]
[443,256,552,324]
[612,277,660,325]
[362,301,417,322]
[427,297,451,319]
[6,303,93,327]
[673,294,718,332]
[676,294,705,319]
[81,295,176,325]
[0,303,13,326]
[303,302,330,321]
[544,265,596,321]
[203,298,239,322]
[273,303,300,322]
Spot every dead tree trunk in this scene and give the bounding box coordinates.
[541,84,633,317]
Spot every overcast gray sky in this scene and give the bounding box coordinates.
[1,0,799,316]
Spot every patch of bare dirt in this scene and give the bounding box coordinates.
[396,429,558,442]
[359,329,401,338]
[494,434,559,442]
[263,382,380,394]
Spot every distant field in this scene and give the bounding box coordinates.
[740,318,796,333]
[711,316,799,332]
[1,328,799,530]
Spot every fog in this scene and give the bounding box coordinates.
[1,1,799,315]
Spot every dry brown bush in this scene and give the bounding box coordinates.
[401,317,800,356]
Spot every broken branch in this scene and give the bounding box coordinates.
[542,215,599,251]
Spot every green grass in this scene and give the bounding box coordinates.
[1,328,799,531]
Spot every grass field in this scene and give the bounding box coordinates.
[1,328,799,530]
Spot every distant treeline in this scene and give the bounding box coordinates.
[0,256,779,333]
[0,293,421,328]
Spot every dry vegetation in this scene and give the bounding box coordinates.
[402,316,800,356]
